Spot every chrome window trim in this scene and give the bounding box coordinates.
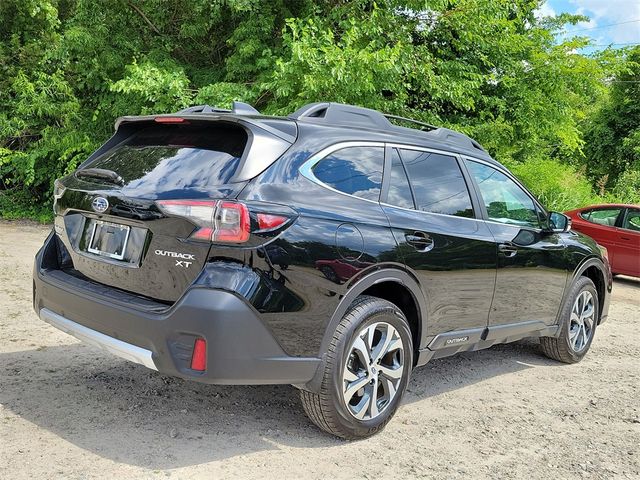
[299,141,386,205]
[300,141,478,214]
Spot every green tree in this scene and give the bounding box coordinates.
[0,0,628,219]
[582,46,640,192]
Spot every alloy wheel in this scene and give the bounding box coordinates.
[341,321,405,420]
[569,290,595,353]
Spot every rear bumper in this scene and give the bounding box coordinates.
[33,233,320,385]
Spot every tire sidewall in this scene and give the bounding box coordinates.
[326,302,413,437]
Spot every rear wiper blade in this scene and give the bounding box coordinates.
[75,168,124,186]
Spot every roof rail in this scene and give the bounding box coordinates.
[383,114,437,132]
[289,102,485,153]
[289,102,392,130]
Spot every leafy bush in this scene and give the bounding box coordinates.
[0,1,636,220]
[611,168,640,204]
[508,159,601,212]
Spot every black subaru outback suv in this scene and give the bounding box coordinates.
[34,101,612,439]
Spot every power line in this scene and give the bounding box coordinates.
[588,43,640,46]
[562,18,640,34]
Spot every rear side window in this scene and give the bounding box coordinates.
[312,146,384,201]
[400,149,474,218]
[84,124,248,193]
[386,149,415,209]
[580,208,622,227]
[623,209,640,232]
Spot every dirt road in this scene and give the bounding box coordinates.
[1,220,638,479]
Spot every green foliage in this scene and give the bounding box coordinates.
[508,158,601,212]
[582,46,640,188]
[0,0,636,220]
[611,168,640,204]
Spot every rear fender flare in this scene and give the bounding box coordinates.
[301,268,427,392]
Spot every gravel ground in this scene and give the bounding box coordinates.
[0,220,638,479]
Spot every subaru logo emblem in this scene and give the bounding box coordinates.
[91,197,109,213]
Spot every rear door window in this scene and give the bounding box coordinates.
[385,149,415,209]
[83,123,248,194]
[400,149,474,218]
[622,209,640,232]
[312,146,384,201]
[580,208,622,227]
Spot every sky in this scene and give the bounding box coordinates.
[537,0,640,50]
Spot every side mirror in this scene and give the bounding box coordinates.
[548,212,571,233]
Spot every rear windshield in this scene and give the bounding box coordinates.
[83,123,248,194]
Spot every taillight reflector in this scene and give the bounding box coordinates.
[190,338,207,371]
[257,213,288,231]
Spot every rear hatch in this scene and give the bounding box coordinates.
[53,117,294,303]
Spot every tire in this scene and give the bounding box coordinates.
[540,276,599,364]
[300,295,413,439]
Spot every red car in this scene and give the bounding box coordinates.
[565,204,640,277]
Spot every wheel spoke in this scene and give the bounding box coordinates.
[372,325,401,364]
[581,302,594,321]
[569,325,580,349]
[371,324,390,362]
[377,363,403,380]
[344,375,370,403]
[573,294,582,317]
[583,315,594,332]
[343,368,359,383]
[351,335,372,366]
[369,380,379,418]
[581,324,588,348]
[352,389,372,420]
[380,375,397,400]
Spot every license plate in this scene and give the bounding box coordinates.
[87,220,131,260]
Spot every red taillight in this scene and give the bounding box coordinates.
[157,199,250,243]
[156,199,291,243]
[154,117,188,124]
[190,338,207,371]
[257,213,288,231]
[214,202,250,243]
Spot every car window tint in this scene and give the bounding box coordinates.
[400,149,474,218]
[623,209,640,232]
[466,160,539,228]
[580,208,621,227]
[386,149,415,209]
[312,146,384,201]
[85,124,248,195]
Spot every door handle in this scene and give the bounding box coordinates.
[620,236,631,241]
[405,232,434,252]
[498,242,518,258]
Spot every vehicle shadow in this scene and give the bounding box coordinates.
[0,339,555,469]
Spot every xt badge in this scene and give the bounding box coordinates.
[154,249,195,268]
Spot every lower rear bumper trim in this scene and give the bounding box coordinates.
[39,307,157,371]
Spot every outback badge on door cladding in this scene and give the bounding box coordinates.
[91,196,109,213]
